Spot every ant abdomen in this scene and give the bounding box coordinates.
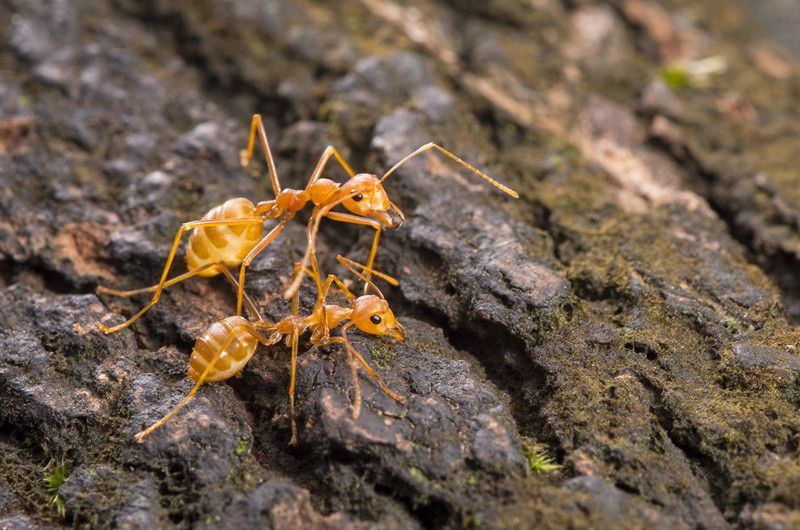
[186,198,264,276]
[189,316,259,382]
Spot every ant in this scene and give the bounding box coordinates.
[97,114,518,333]
[133,255,406,445]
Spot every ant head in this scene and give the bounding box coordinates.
[340,174,404,229]
[351,295,405,341]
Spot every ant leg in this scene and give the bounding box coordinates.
[235,215,292,316]
[324,274,355,301]
[306,145,356,187]
[325,212,387,293]
[308,251,333,341]
[380,142,519,198]
[290,263,302,317]
[98,217,263,334]
[101,262,263,323]
[283,214,321,300]
[341,329,406,404]
[309,252,327,297]
[97,262,219,297]
[363,228,381,294]
[240,114,281,197]
[283,191,363,300]
[288,327,300,445]
[215,266,262,322]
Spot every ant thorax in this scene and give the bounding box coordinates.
[317,304,352,330]
[306,178,340,206]
[275,188,311,212]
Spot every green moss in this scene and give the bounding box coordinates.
[660,65,690,90]
[467,474,478,486]
[522,441,560,475]
[408,467,427,484]
[786,375,800,407]
[721,318,742,335]
[43,461,68,518]
[235,438,249,455]
[368,342,397,370]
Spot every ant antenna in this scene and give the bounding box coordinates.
[380,142,519,198]
[335,255,392,299]
[337,255,398,286]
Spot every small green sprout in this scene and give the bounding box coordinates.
[523,442,560,475]
[466,474,478,486]
[660,55,728,90]
[43,461,68,518]
[660,65,689,90]
[235,438,249,455]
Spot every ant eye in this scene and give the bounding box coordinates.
[370,315,382,325]
[353,193,363,202]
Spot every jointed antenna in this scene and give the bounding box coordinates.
[380,142,519,198]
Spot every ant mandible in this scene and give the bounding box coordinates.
[133,255,405,446]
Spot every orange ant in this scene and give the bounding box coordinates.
[97,114,518,333]
[133,255,406,445]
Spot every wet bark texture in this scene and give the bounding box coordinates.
[1,0,799,528]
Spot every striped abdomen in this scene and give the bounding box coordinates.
[189,316,259,382]
[186,198,264,277]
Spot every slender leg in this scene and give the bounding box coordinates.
[322,273,355,301]
[324,211,389,294]
[290,263,302,317]
[236,215,291,316]
[284,213,321,300]
[100,262,262,323]
[342,328,406,404]
[362,227,382,294]
[379,142,519,198]
[283,191,364,300]
[216,266,262,322]
[309,252,326,298]
[309,274,344,348]
[240,114,281,197]
[288,327,300,445]
[98,217,263,334]
[306,145,356,187]
[97,262,220,297]
[307,251,333,343]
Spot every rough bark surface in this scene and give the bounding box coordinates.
[0,0,799,529]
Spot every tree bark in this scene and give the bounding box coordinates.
[0,0,799,528]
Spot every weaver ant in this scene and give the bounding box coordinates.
[97,114,518,332]
[133,255,405,445]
